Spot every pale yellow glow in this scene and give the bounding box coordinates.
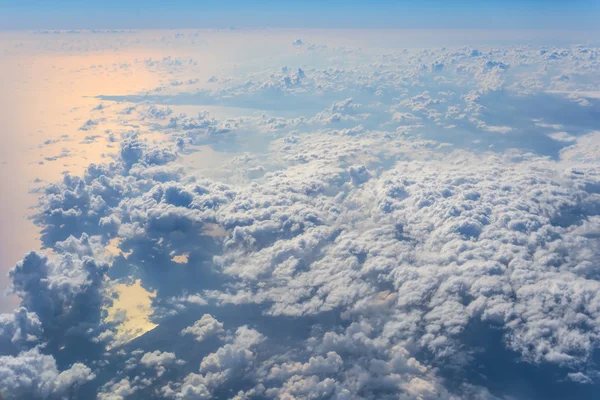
[0,49,159,306]
[105,237,132,259]
[104,279,158,344]
[0,29,237,307]
[171,254,189,264]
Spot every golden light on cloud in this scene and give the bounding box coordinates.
[105,237,132,259]
[104,279,158,344]
[171,253,189,264]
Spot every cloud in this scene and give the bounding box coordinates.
[97,378,138,400]
[0,308,43,354]
[163,326,264,398]
[79,119,101,131]
[140,350,177,368]
[3,34,600,400]
[0,347,94,400]
[181,314,224,342]
[140,350,179,376]
[9,245,109,347]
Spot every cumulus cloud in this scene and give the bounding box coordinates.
[3,32,600,400]
[163,326,264,399]
[9,246,110,349]
[181,314,224,342]
[0,347,94,400]
[97,378,138,400]
[0,307,43,354]
[140,350,179,376]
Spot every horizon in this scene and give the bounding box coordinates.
[2,0,599,30]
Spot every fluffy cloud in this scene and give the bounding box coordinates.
[97,378,138,400]
[3,33,600,400]
[0,347,94,400]
[9,243,109,346]
[181,314,224,342]
[140,350,177,367]
[140,350,179,376]
[0,308,43,354]
[163,326,264,399]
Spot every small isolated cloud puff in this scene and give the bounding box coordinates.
[181,314,224,342]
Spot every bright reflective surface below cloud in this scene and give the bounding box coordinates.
[1,29,600,399]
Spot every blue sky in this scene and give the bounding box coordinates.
[1,0,598,30]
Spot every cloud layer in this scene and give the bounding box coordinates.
[2,32,600,399]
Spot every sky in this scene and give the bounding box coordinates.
[1,3,600,400]
[1,0,599,30]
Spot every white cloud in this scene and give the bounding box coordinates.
[3,32,600,399]
[0,347,94,400]
[180,314,224,342]
[97,378,138,400]
[140,350,178,377]
[0,308,42,353]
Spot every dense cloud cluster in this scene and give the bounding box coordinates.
[2,35,600,399]
[0,347,95,399]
